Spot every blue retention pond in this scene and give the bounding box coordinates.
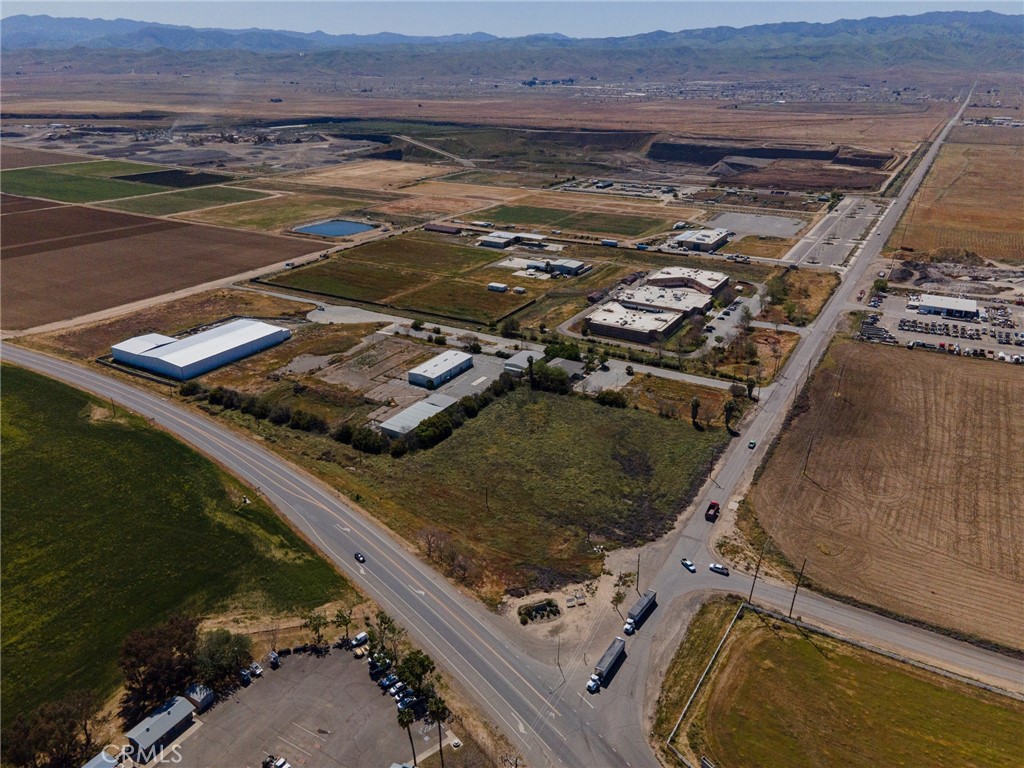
[294,219,375,237]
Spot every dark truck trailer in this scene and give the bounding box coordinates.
[623,590,657,634]
[587,637,626,692]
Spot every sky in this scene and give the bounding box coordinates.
[2,0,1018,37]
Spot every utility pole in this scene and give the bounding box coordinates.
[789,558,807,619]
[748,544,765,604]
[636,552,641,595]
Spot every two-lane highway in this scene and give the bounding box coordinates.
[0,343,625,768]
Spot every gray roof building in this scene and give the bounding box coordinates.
[125,696,195,763]
[379,394,458,438]
[503,349,538,376]
[81,749,121,768]
[548,357,586,380]
[184,683,215,713]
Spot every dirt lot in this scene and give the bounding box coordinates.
[290,158,457,190]
[888,142,1024,264]
[0,144,88,169]
[1,197,313,329]
[750,341,1024,649]
[729,159,889,192]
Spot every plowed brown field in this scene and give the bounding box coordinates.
[1,196,312,329]
[751,341,1024,649]
[0,145,88,169]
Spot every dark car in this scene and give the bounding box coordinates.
[379,674,399,690]
[354,552,366,563]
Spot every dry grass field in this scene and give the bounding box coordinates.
[720,235,796,259]
[1,76,953,151]
[289,159,457,190]
[889,142,1024,264]
[948,125,1024,146]
[1,196,312,329]
[750,341,1024,649]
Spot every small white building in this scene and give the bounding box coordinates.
[918,294,980,319]
[408,350,474,389]
[111,319,291,380]
[487,282,509,292]
[671,228,729,252]
[379,394,458,438]
[125,697,195,764]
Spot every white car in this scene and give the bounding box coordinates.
[709,563,730,576]
[250,662,264,677]
[681,558,697,573]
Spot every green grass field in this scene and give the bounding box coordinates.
[347,233,497,275]
[102,186,269,216]
[269,259,429,302]
[0,166,170,203]
[480,205,672,237]
[184,192,369,231]
[359,387,729,589]
[0,365,349,727]
[693,613,1024,767]
[39,160,168,178]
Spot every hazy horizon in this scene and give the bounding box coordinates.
[3,0,1020,38]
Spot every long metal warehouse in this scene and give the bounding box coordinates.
[111,319,291,380]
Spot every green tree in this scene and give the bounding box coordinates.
[303,610,329,647]
[333,607,353,641]
[119,615,199,724]
[398,706,418,766]
[746,378,756,398]
[396,649,436,692]
[411,319,424,331]
[196,629,253,691]
[427,696,451,768]
[723,399,737,430]
[611,589,626,620]
[499,317,520,338]
[690,396,700,426]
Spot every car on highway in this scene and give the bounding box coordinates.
[709,563,730,576]
[748,440,757,449]
[681,558,696,573]
[354,552,366,563]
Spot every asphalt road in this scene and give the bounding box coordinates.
[4,86,1017,768]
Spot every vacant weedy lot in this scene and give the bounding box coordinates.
[720,235,796,259]
[269,259,427,302]
[889,142,1024,264]
[750,341,1024,649]
[0,365,349,728]
[479,204,672,237]
[664,608,1024,768]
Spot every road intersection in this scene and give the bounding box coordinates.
[4,84,1017,768]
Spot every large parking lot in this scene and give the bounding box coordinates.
[858,293,1024,362]
[167,650,441,767]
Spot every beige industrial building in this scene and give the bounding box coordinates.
[614,284,713,317]
[671,227,729,252]
[585,301,685,343]
[645,266,729,296]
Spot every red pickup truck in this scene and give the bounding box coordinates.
[704,501,721,522]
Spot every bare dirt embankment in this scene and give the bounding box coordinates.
[750,341,1024,650]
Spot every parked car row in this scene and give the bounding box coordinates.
[898,318,982,340]
[367,654,427,718]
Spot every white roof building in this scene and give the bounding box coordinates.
[615,284,713,316]
[111,319,291,380]
[586,301,685,343]
[671,227,729,251]
[408,350,474,388]
[918,294,980,317]
[646,266,730,295]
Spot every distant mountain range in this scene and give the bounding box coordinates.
[2,11,1020,75]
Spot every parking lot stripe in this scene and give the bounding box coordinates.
[277,736,313,757]
[292,722,327,742]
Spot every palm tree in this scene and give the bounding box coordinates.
[398,706,417,766]
[427,696,451,768]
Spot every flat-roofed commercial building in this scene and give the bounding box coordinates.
[379,394,458,438]
[918,294,980,319]
[585,301,685,343]
[111,319,291,380]
[671,227,729,252]
[408,350,474,388]
[646,266,729,296]
[615,284,713,317]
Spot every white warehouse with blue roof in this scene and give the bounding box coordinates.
[111,319,291,380]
